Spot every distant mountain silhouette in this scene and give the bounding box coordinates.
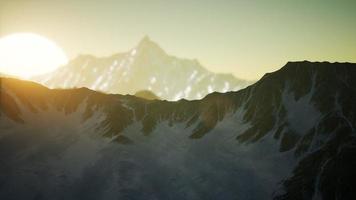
[2,61,356,199]
[32,36,253,100]
[134,90,160,100]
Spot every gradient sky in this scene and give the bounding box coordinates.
[1,0,356,80]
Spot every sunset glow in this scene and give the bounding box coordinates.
[0,33,68,78]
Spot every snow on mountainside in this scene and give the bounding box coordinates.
[31,36,252,101]
[1,61,356,199]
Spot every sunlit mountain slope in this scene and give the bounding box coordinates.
[32,36,252,100]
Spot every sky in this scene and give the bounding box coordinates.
[1,0,356,80]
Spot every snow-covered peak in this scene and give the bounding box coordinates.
[31,37,252,100]
[135,35,166,56]
[139,35,152,45]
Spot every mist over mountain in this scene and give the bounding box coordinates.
[1,61,356,199]
[32,36,252,101]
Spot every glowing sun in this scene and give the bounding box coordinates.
[0,33,68,78]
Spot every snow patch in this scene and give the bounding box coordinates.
[282,81,321,135]
[207,85,213,93]
[189,70,198,81]
[222,81,230,92]
[150,76,157,84]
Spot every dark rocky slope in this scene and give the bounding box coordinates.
[1,61,356,199]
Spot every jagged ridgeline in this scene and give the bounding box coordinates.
[1,61,356,199]
[31,36,252,101]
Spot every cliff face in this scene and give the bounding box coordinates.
[1,61,356,199]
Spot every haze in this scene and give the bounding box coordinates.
[1,0,355,80]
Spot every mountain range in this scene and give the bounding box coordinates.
[1,61,356,199]
[32,36,252,101]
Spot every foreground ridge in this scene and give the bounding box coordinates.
[1,61,356,199]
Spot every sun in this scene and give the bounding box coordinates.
[0,33,68,79]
